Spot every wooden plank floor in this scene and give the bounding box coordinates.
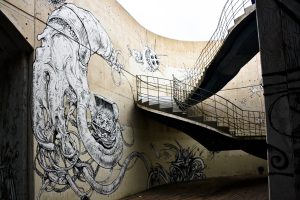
[121,176,268,200]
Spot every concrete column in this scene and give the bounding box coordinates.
[256,0,300,199]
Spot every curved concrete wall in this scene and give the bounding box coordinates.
[0,1,266,200]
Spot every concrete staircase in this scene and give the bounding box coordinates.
[137,94,265,140]
[136,94,266,159]
[135,1,266,159]
[176,4,258,105]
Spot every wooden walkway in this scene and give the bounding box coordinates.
[121,176,268,200]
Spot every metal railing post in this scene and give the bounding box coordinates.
[214,95,217,122]
[147,76,149,102]
[136,75,138,101]
[157,78,159,105]
[227,101,230,127]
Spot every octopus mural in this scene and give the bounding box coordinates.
[32,4,145,199]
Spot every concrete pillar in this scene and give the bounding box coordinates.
[256,0,300,199]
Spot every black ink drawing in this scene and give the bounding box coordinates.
[128,45,161,72]
[239,97,247,106]
[47,0,66,5]
[0,142,18,200]
[148,141,206,187]
[32,4,144,199]
[249,85,263,98]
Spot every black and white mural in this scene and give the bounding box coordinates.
[47,0,66,6]
[148,141,206,187]
[32,4,145,199]
[128,45,161,72]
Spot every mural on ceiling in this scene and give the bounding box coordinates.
[32,4,146,199]
[0,142,18,200]
[148,141,206,187]
[128,45,161,72]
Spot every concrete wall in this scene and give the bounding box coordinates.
[0,1,266,200]
[218,53,264,112]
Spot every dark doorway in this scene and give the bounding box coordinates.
[0,11,33,200]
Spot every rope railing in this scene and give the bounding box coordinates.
[180,0,253,93]
[136,75,265,137]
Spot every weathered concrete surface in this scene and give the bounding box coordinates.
[122,176,268,200]
[257,0,300,199]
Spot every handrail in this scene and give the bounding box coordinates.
[179,0,253,95]
[136,75,265,137]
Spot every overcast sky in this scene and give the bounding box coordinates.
[117,0,228,41]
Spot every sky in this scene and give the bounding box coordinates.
[117,0,228,41]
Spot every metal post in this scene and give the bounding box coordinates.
[171,80,173,108]
[248,111,251,136]
[147,76,149,102]
[157,78,159,105]
[214,95,217,122]
[227,101,229,127]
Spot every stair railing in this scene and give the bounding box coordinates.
[178,0,253,98]
[136,75,265,137]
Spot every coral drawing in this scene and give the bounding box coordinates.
[148,141,206,187]
[32,4,144,199]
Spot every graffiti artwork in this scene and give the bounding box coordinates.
[47,0,66,5]
[249,84,263,98]
[148,141,206,187]
[267,92,300,176]
[0,142,18,200]
[32,4,144,199]
[129,46,160,72]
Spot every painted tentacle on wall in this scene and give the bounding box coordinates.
[32,4,145,199]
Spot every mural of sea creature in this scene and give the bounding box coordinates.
[148,141,206,187]
[32,4,145,199]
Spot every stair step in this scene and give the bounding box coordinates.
[203,121,218,128]
[234,14,244,24]
[139,100,150,106]
[159,102,173,108]
[187,116,204,123]
[137,99,143,104]
[149,104,160,109]
[173,111,187,117]
[244,4,256,14]
[159,107,173,113]
[148,100,159,105]
[217,126,230,133]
